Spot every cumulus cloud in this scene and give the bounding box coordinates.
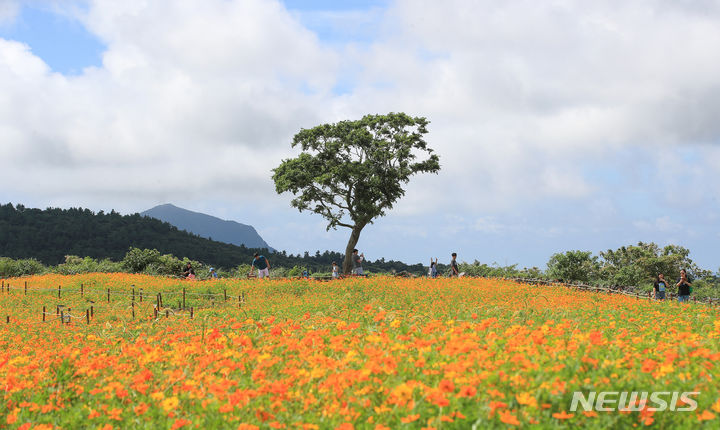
[0,0,340,205]
[1,0,720,266]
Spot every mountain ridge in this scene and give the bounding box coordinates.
[141,204,273,251]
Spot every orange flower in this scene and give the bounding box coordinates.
[498,410,521,426]
[134,403,149,416]
[457,385,477,398]
[401,414,420,424]
[552,411,574,420]
[698,410,716,421]
[171,419,192,429]
[438,379,455,393]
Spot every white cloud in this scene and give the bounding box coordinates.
[2,0,720,265]
[633,216,682,232]
[0,1,19,25]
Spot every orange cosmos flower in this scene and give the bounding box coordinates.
[401,414,420,423]
[498,410,521,426]
[552,411,574,420]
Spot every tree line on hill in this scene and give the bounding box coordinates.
[0,203,423,275]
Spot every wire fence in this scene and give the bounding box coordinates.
[0,279,249,326]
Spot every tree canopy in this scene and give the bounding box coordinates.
[272,113,440,273]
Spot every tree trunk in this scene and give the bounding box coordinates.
[342,224,364,274]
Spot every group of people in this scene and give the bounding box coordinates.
[181,250,463,280]
[181,253,270,280]
[429,252,460,278]
[653,269,693,302]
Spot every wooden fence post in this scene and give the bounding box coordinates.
[58,285,61,298]
[24,281,27,295]
[86,309,90,324]
[107,288,110,303]
[81,283,83,297]
[190,307,194,319]
[183,288,186,310]
[42,306,46,322]
[224,289,227,301]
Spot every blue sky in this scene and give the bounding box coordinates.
[1,0,719,271]
[0,2,103,74]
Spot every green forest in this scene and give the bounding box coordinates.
[0,203,422,275]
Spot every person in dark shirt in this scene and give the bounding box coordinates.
[676,269,691,303]
[352,249,364,275]
[653,273,667,300]
[450,252,459,277]
[182,262,195,279]
[251,252,271,279]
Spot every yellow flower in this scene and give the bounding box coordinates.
[161,396,180,412]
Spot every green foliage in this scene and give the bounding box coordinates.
[121,248,204,277]
[287,265,305,277]
[0,257,46,277]
[546,250,600,283]
[54,255,124,275]
[459,261,544,279]
[599,242,704,286]
[121,248,162,273]
[273,113,440,273]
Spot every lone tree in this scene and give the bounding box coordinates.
[272,112,440,274]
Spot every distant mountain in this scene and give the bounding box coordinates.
[141,204,273,251]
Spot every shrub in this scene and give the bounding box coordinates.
[0,257,47,277]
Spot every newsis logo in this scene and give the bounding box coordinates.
[570,391,699,412]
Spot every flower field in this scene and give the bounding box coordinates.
[1,274,719,429]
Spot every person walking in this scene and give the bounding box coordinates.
[250,253,271,279]
[352,249,364,276]
[332,261,339,279]
[450,253,459,277]
[676,269,691,303]
[653,273,667,300]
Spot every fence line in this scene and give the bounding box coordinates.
[500,276,719,306]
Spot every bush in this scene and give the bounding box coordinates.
[287,265,305,277]
[54,255,124,275]
[546,250,600,283]
[0,257,47,277]
[122,248,161,273]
